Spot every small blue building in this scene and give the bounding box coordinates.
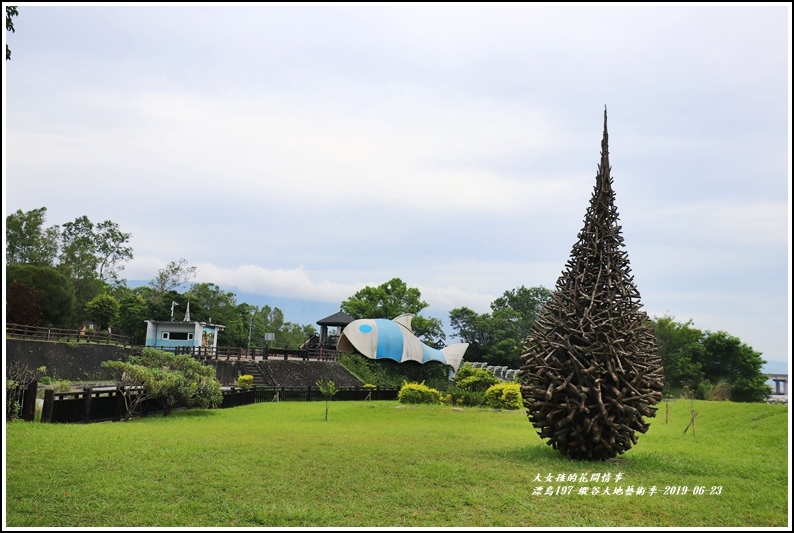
[144,319,225,353]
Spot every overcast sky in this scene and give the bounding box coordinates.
[3,3,791,374]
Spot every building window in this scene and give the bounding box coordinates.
[162,332,169,340]
[168,332,192,341]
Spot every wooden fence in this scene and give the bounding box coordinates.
[6,323,132,346]
[6,381,400,424]
[173,345,340,362]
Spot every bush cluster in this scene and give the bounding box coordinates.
[397,382,442,404]
[483,383,522,410]
[448,362,501,407]
[695,379,732,401]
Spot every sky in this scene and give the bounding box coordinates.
[3,3,791,375]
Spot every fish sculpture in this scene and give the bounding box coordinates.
[337,313,469,372]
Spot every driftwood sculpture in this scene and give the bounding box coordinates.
[518,109,664,460]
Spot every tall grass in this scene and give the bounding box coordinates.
[4,398,790,527]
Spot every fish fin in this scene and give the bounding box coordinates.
[392,313,415,332]
[440,343,469,373]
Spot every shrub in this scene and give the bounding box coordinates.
[237,375,254,389]
[448,389,485,407]
[484,383,522,410]
[363,383,377,390]
[52,379,73,393]
[695,380,714,400]
[397,382,442,405]
[453,363,500,392]
[710,380,732,401]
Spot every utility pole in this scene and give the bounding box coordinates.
[247,309,254,352]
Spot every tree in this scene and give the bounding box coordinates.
[6,6,17,60]
[6,264,76,327]
[449,285,551,367]
[648,315,771,402]
[109,348,223,417]
[490,285,551,339]
[148,258,197,301]
[518,110,664,460]
[6,280,43,327]
[342,277,426,319]
[341,277,445,346]
[316,379,337,421]
[58,215,133,285]
[102,360,156,421]
[699,331,770,402]
[93,220,134,284]
[116,292,151,345]
[648,316,705,389]
[449,307,492,362]
[57,215,133,320]
[6,207,60,266]
[85,293,120,331]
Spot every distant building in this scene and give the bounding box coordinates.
[78,320,96,336]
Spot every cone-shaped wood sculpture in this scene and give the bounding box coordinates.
[518,109,664,460]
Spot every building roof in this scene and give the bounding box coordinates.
[144,319,225,330]
[316,311,355,327]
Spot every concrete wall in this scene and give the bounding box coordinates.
[5,339,130,382]
[5,339,241,386]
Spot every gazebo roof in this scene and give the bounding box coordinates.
[316,311,355,327]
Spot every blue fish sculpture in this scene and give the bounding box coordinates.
[337,314,469,372]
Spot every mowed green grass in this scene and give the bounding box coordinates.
[4,399,790,527]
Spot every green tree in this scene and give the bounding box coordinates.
[699,331,770,402]
[148,258,197,305]
[648,316,770,402]
[58,215,133,285]
[5,207,60,266]
[85,293,120,331]
[116,292,151,345]
[341,277,445,346]
[448,307,492,361]
[316,379,337,421]
[490,285,551,339]
[101,360,155,421]
[57,215,132,320]
[449,285,551,367]
[6,5,17,60]
[648,316,705,389]
[341,277,426,319]
[93,220,134,284]
[6,264,76,327]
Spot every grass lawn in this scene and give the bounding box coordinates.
[4,398,790,528]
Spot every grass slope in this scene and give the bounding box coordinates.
[4,399,790,527]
